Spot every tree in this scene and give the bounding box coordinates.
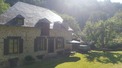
[60,14,81,37]
[82,20,117,49]
[82,10,122,49]
[0,0,9,14]
[88,11,108,23]
[5,0,122,30]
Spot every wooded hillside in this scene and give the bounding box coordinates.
[1,0,122,49]
[4,0,122,29]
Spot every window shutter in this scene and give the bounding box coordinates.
[19,39,23,53]
[44,38,47,50]
[62,38,64,48]
[4,39,9,55]
[34,38,38,52]
[56,38,58,49]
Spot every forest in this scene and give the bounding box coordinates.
[1,0,122,49]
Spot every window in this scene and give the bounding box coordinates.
[15,14,24,26]
[34,37,47,52]
[4,37,23,55]
[56,37,64,49]
[16,19,24,25]
[36,19,50,36]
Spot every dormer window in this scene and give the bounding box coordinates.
[36,18,50,36]
[15,14,25,26]
[16,19,23,25]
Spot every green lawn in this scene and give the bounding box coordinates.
[20,51,122,68]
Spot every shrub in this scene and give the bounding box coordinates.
[105,41,122,51]
[36,55,44,60]
[63,49,71,56]
[24,55,35,64]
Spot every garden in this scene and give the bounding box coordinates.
[19,51,122,68]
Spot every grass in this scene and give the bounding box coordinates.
[19,51,122,68]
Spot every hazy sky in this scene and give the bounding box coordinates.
[111,0,122,3]
[98,0,122,3]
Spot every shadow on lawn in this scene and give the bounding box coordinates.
[85,51,122,64]
[38,56,80,68]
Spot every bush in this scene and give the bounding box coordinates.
[107,41,122,50]
[99,41,122,51]
[24,55,35,64]
[63,49,71,56]
[36,55,44,60]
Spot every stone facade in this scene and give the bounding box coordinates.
[0,25,41,67]
[0,25,72,68]
[50,27,72,50]
[0,2,73,68]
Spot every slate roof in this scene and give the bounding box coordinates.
[0,2,63,29]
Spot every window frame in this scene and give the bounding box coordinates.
[8,38,19,54]
[16,18,24,25]
[34,37,47,52]
[56,37,64,49]
[4,36,23,55]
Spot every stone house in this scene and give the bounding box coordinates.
[0,2,73,68]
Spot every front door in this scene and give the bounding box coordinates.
[48,37,54,53]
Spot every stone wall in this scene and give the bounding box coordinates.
[0,25,44,67]
[50,28,72,50]
[0,25,73,68]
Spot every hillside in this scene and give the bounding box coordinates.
[4,0,122,29]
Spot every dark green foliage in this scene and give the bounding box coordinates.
[0,0,9,14]
[24,55,35,64]
[18,52,122,68]
[107,43,122,50]
[77,45,91,53]
[59,14,81,36]
[21,54,80,68]
[85,51,122,64]
[88,11,108,23]
[36,55,44,60]
[82,11,122,50]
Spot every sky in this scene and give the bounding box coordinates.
[98,0,122,3]
[111,0,122,3]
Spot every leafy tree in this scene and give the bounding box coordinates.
[82,20,117,49]
[82,10,122,49]
[0,0,9,14]
[110,11,122,32]
[88,11,108,23]
[60,14,81,36]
